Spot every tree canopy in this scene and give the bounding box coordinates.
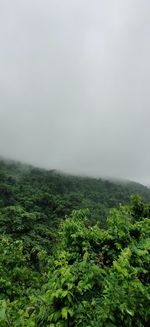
[0,159,150,326]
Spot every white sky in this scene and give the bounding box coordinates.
[0,0,150,184]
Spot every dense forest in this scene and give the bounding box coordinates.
[0,159,150,326]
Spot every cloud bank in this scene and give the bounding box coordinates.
[0,0,150,184]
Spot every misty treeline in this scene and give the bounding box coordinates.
[0,159,150,326]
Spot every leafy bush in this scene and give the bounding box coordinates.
[16,203,149,327]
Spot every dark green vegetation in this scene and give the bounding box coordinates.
[0,159,150,326]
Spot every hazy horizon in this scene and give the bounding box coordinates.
[0,0,150,185]
[0,154,149,188]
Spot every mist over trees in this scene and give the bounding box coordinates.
[0,0,150,184]
[0,159,150,326]
[0,1,150,325]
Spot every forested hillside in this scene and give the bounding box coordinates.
[0,159,150,326]
[0,158,150,231]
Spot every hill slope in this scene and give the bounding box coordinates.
[0,158,150,232]
[0,158,150,326]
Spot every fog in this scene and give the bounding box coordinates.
[0,0,150,184]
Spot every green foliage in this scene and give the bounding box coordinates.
[0,159,150,326]
[1,159,150,232]
[19,204,149,327]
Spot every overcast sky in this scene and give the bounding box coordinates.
[0,0,150,184]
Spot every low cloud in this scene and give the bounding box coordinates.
[0,0,150,184]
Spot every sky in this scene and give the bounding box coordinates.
[0,0,150,184]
